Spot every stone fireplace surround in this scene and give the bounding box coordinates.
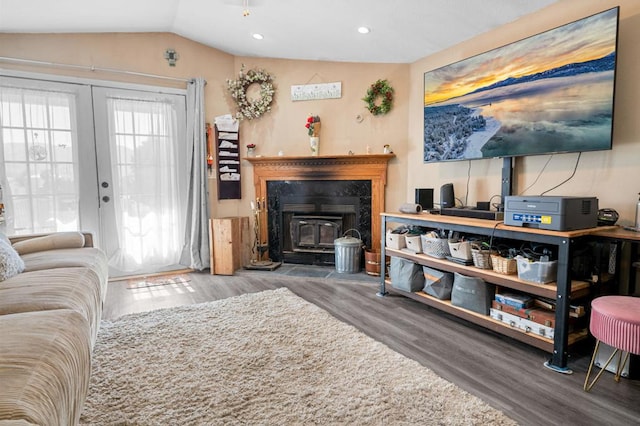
[246,154,394,264]
[267,179,371,264]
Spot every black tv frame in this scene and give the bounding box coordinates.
[423,7,620,164]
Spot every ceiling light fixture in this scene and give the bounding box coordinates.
[357,27,370,34]
[252,33,264,40]
[243,0,250,17]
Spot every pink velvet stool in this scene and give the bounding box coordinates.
[584,296,640,391]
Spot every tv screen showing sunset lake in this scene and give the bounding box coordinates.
[423,7,619,163]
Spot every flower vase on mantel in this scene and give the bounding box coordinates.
[246,145,256,157]
[305,116,321,156]
[309,136,320,156]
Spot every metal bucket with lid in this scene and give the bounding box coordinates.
[334,229,364,274]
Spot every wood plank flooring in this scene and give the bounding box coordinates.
[103,266,640,425]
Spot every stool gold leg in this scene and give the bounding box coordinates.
[614,351,631,383]
[584,340,621,392]
[584,340,601,391]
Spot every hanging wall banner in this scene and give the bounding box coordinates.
[290,82,342,101]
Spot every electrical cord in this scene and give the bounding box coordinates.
[489,194,502,211]
[540,152,581,196]
[519,242,553,261]
[488,221,503,255]
[464,160,471,206]
[519,155,554,195]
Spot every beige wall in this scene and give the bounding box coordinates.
[0,32,234,108]
[224,57,408,218]
[1,0,639,227]
[0,33,409,222]
[408,0,640,226]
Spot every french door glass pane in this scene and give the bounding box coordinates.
[0,85,80,234]
[102,94,185,272]
[2,75,187,277]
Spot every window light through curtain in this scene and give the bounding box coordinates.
[0,86,79,235]
[106,96,184,272]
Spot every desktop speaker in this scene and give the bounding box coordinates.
[415,188,434,210]
[440,183,455,209]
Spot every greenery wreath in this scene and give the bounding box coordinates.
[363,79,394,116]
[226,66,275,120]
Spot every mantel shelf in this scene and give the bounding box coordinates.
[246,153,395,166]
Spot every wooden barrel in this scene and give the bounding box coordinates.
[364,249,389,276]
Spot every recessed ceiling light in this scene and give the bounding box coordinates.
[357,27,370,34]
[252,33,264,40]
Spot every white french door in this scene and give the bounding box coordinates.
[92,87,188,276]
[0,76,99,237]
[0,74,188,277]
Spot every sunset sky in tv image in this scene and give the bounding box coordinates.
[424,8,618,106]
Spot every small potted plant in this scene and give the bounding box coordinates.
[246,143,256,157]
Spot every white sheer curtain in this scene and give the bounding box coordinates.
[0,82,83,235]
[180,77,210,270]
[106,95,186,272]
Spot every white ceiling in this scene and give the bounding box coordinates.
[0,0,560,63]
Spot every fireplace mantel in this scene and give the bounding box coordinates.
[246,154,394,181]
[246,154,394,253]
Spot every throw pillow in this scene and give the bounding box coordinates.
[0,239,25,281]
[12,232,85,255]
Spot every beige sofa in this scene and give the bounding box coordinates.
[0,232,108,425]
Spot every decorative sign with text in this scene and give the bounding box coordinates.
[290,82,342,101]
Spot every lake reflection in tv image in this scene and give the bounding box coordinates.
[423,7,618,163]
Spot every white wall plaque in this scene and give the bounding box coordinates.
[290,82,342,101]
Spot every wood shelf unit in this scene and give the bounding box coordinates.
[385,247,590,301]
[384,282,588,352]
[379,212,615,371]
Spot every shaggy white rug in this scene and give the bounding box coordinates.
[80,288,516,425]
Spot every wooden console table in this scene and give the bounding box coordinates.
[379,211,617,372]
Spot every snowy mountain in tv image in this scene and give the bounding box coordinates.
[423,7,619,163]
[469,52,615,97]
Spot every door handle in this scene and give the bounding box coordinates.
[102,196,110,203]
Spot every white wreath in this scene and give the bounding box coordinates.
[227,67,275,120]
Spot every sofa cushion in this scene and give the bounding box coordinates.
[0,267,103,346]
[0,240,24,282]
[0,310,92,426]
[20,248,109,302]
[0,420,37,425]
[12,232,85,255]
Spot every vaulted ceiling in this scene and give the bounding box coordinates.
[0,0,559,63]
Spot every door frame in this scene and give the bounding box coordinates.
[1,69,187,251]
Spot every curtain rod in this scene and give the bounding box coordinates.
[0,56,191,83]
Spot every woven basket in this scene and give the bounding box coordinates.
[490,254,518,275]
[420,235,451,259]
[448,240,472,261]
[471,246,494,269]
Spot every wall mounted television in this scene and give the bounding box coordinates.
[423,7,619,163]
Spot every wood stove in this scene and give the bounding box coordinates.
[290,215,342,252]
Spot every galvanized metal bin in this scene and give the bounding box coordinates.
[334,229,363,274]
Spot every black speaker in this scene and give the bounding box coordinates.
[414,188,434,210]
[440,183,455,209]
